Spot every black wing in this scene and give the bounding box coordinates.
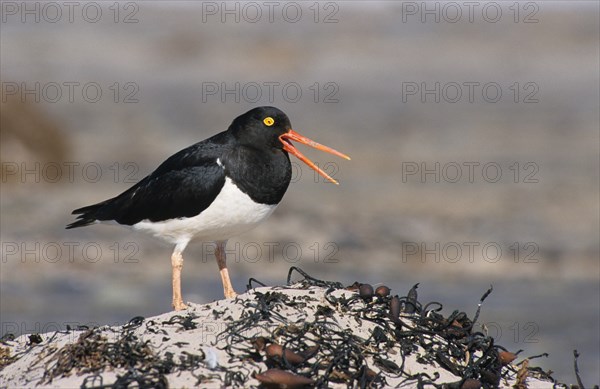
[67,132,230,228]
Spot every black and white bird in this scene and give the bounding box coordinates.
[67,107,350,310]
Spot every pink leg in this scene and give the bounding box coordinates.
[215,240,237,299]
[171,250,188,310]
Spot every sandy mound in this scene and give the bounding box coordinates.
[0,268,556,388]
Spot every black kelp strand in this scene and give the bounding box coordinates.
[287,266,344,289]
[36,318,207,388]
[247,277,268,290]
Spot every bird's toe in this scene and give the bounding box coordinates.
[172,301,189,311]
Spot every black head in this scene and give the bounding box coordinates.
[228,106,350,185]
[229,106,292,149]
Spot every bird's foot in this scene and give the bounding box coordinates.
[172,299,189,311]
[224,288,237,299]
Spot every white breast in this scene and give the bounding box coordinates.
[132,177,277,246]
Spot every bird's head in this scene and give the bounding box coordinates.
[230,106,350,184]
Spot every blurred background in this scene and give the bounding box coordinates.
[1,1,598,384]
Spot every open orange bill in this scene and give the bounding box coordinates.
[279,129,351,185]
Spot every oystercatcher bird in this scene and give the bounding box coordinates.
[67,107,349,310]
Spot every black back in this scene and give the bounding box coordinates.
[67,107,293,228]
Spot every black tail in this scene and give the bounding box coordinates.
[66,200,110,229]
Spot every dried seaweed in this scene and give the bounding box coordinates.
[39,316,206,388]
[212,268,555,388]
[11,267,571,388]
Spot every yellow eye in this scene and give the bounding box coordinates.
[263,117,275,126]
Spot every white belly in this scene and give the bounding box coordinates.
[132,177,277,246]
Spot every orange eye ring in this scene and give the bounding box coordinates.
[263,117,275,126]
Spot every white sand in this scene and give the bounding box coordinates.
[0,285,554,388]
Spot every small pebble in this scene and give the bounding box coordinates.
[254,369,315,387]
[359,284,374,300]
[375,285,390,297]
